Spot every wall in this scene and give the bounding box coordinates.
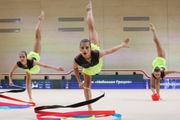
[0,0,180,79]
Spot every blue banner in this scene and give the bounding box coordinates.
[0,74,180,89]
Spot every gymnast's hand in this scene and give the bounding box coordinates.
[9,81,14,86]
[79,82,84,88]
[122,38,130,48]
[55,67,64,71]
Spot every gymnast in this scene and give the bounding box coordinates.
[150,23,180,97]
[73,1,130,110]
[9,11,64,101]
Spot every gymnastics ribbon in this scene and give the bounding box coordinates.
[0,85,35,109]
[35,92,121,120]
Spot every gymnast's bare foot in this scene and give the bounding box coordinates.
[122,38,130,48]
[150,23,155,31]
[29,98,33,102]
[88,106,93,111]
[38,11,44,21]
[86,1,92,11]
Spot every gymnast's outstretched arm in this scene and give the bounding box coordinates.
[164,70,180,76]
[33,61,64,71]
[150,76,156,95]
[99,38,130,58]
[73,61,84,88]
[9,64,19,86]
